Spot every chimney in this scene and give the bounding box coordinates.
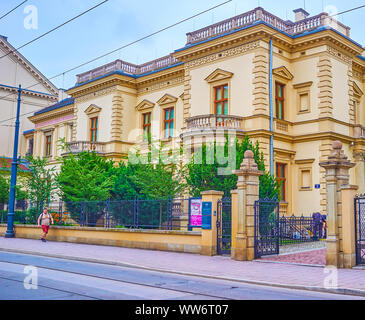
[293,8,310,22]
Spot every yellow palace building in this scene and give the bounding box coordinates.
[24,7,365,216]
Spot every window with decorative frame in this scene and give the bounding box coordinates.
[275,82,285,120]
[299,167,312,191]
[276,163,287,201]
[163,107,174,139]
[90,117,98,143]
[214,84,229,116]
[143,112,151,141]
[45,134,52,157]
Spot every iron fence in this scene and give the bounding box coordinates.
[1,198,193,231]
[279,215,327,245]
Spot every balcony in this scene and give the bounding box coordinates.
[65,141,106,155]
[182,114,244,141]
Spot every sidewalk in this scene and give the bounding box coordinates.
[0,238,364,297]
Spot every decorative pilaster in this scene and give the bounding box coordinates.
[111,93,124,140]
[182,69,192,127]
[252,51,269,115]
[317,55,333,117]
[348,68,355,124]
[353,151,365,194]
[319,141,356,268]
[232,150,264,261]
[71,101,79,142]
[319,139,334,214]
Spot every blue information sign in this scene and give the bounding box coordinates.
[202,202,212,230]
[315,184,321,189]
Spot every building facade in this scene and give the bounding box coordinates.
[0,35,59,158]
[26,7,365,216]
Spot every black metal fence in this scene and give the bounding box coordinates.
[217,198,232,255]
[1,198,193,231]
[279,215,327,245]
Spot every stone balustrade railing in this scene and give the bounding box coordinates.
[76,54,179,84]
[186,114,244,130]
[66,141,106,154]
[186,7,350,45]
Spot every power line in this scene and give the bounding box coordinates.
[0,0,234,123]
[0,0,28,21]
[0,0,109,60]
[0,2,364,126]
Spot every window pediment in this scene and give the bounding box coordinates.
[293,81,313,89]
[136,99,155,112]
[85,104,102,116]
[157,94,178,106]
[353,82,363,98]
[273,66,294,81]
[205,68,234,83]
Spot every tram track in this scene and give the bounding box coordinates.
[0,257,233,300]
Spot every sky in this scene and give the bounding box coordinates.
[0,0,364,91]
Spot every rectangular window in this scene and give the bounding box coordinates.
[90,117,98,143]
[275,82,285,120]
[27,138,34,156]
[215,84,229,115]
[301,169,311,190]
[143,113,151,141]
[276,163,286,201]
[45,135,52,157]
[299,93,309,112]
[164,108,174,139]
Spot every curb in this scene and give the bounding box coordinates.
[1,247,365,298]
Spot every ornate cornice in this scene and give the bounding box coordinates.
[29,105,74,123]
[74,86,119,104]
[185,40,260,69]
[0,38,58,96]
[137,75,184,95]
[0,85,57,101]
[327,45,352,65]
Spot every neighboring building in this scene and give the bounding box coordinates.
[0,34,59,158]
[27,7,365,216]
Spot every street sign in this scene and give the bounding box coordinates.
[202,202,212,230]
[315,184,321,189]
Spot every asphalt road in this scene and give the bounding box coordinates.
[0,251,363,300]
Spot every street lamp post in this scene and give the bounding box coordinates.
[5,85,22,238]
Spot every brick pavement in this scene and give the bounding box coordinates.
[262,249,326,266]
[0,238,364,295]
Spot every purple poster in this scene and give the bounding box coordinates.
[190,199,202,227]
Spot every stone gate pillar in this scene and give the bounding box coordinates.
[200,190,224,256]
[232,150,264,261]
[319,141,356,268]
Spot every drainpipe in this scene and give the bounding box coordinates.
[269,37,274,175]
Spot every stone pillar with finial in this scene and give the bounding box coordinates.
[232,150,264,261]
[319,141,356,268]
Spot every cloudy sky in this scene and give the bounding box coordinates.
[0,0,364,90]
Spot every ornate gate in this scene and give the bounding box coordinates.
[217,198,232,255]
[355,195,365,265]
[254,198,280,259]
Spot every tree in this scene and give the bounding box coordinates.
[0,173,9,204]
[57,151,115,202]
[56,148,116,226]
[25,156,58,221]
[111,142,187,228]
[186,135,280,199]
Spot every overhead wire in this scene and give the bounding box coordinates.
[0,2,364,126]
